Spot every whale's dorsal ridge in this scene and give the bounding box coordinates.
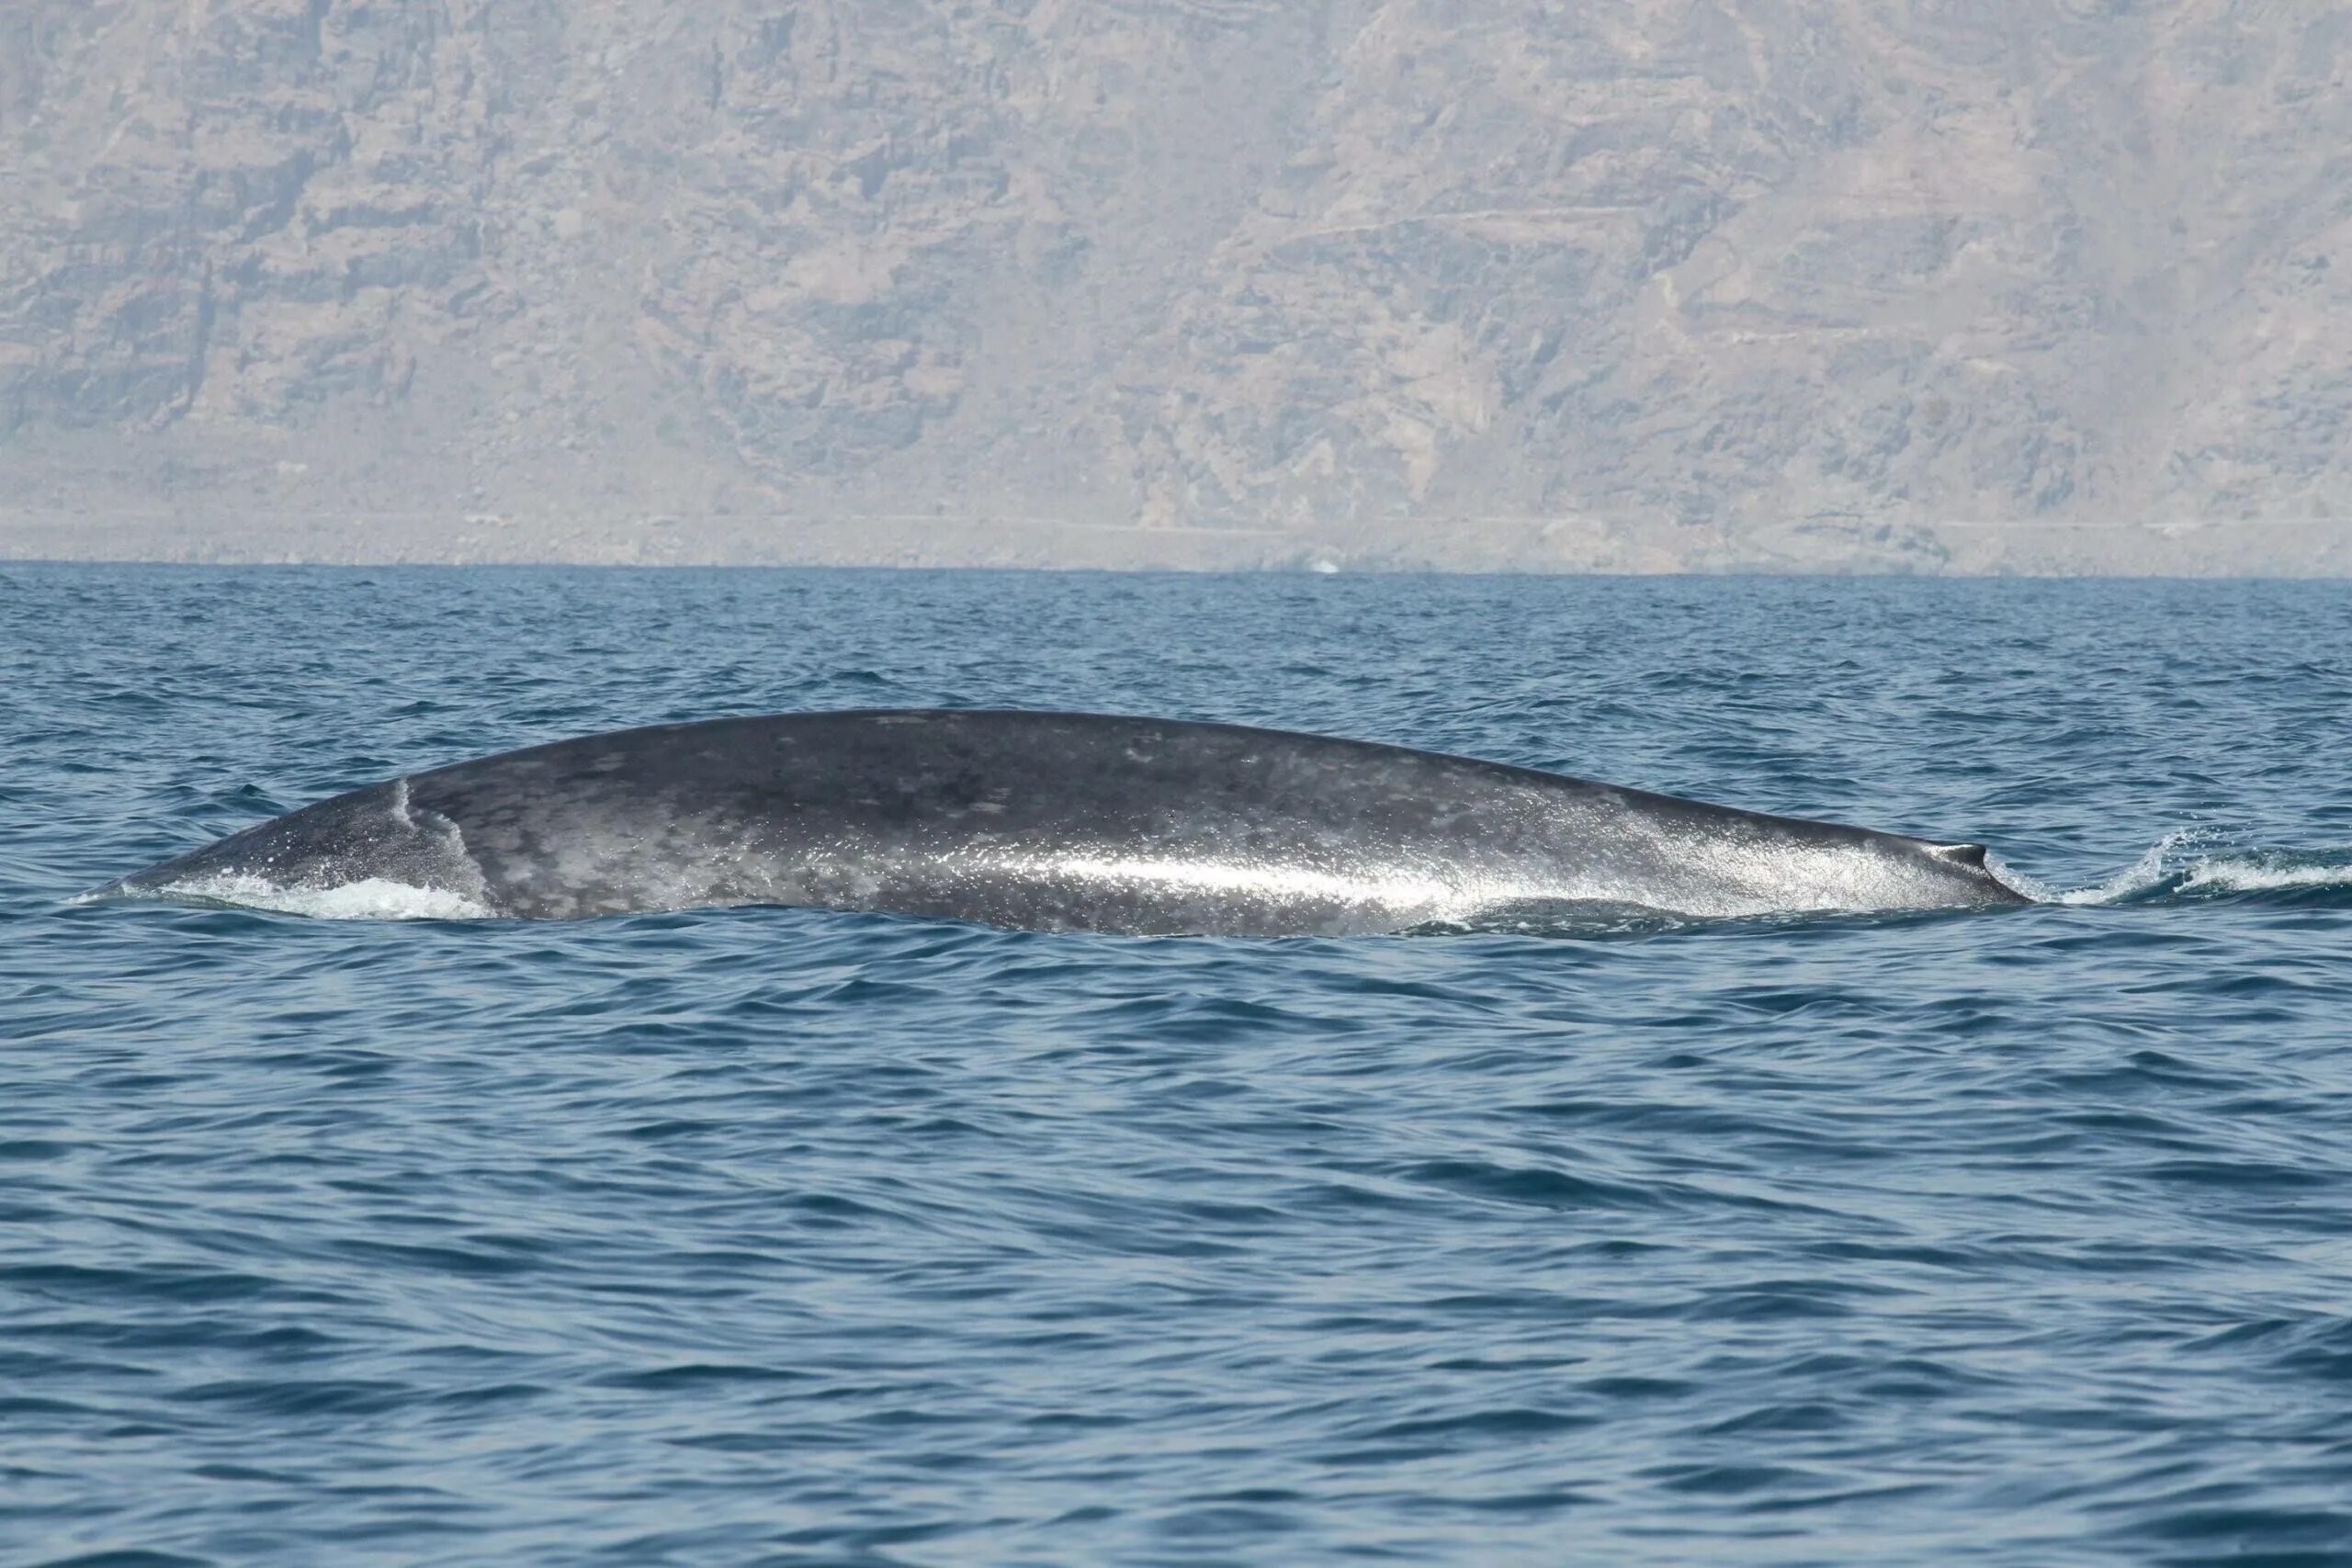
[1928,843,1991,870]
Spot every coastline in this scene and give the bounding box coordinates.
[8,509,2351,577]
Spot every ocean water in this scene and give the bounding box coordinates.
[7,565,2352,1566]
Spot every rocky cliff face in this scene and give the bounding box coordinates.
[4,0,2349,570]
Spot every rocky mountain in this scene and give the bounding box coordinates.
[3,0,2350,570]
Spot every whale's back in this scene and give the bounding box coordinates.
[96,710,2028,931]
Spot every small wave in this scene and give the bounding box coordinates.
[90,873,494,921]
[2027,830,2209,907]
[2179,853,2352,896]
[2015,831,2352,907]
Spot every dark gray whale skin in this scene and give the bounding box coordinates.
[95,709,2030,933]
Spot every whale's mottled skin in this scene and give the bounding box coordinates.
[93,709,2030,931]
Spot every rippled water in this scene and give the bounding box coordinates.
[8,566,2352,1565]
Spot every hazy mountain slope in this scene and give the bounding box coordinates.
[3,0,2348,570]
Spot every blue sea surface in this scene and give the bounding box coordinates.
[6,565,2352,1565]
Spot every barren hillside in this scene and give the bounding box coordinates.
[4,1,2349,570]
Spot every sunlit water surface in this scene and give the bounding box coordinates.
[7,567,2352,1565]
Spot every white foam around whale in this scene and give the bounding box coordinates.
[2047,833,2199,906]
[109,873,495,921]
[2000,829,2352,907]
[2179,855,2352,895]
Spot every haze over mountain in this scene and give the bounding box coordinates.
[4,0,2349,571]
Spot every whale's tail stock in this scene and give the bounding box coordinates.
[1921,840,2034,903]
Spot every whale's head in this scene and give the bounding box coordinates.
[81,778,501,919]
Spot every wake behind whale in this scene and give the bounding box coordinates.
[88,710,2029,934]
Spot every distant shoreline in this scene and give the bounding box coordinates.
[7,512,2352,578]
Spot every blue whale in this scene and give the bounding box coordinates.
[91,709,2028,932]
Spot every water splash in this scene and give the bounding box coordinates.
[2179,852,2352,896]
[2009,831,2352,908]
[77,872,493,921]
